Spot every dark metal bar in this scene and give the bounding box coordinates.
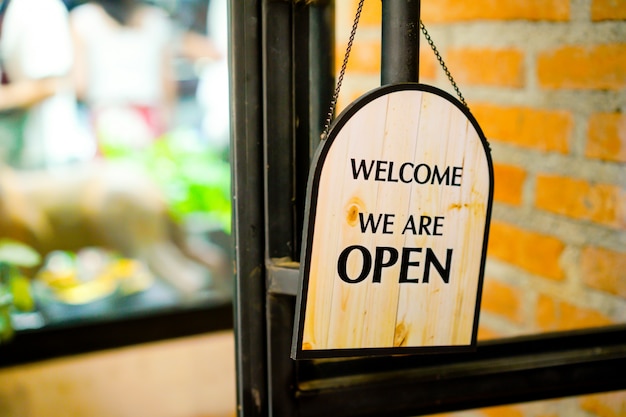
[294,0,335,256]
[266,293,299,416]
[265,2,336,415]
[295,325,626,417]
[267,261,299,296]
[232,0,336,415]
[305,0,334,154]
[381,0,420,85]
[294,4,312,259]
[263,2,299,414]
[0,302,233,368]
[298,356,626,417]
[263,0,297,261]
[230,0,268,415]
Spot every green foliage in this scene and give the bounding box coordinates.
[0,238,41,267]
[0,239,41,343]
[101,129,231,233]
[0,286,13,344]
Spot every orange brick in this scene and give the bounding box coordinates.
[480,279,524,323]
[448,48,524,88]
[592,0,626,21]
[580,391,626,417]
[336,89,373,115]
[471,104,572,153]
[477,325,502,341]
[536,295,615,331]
[347,0,381,27]
[581,246,626,298]
[480,405,525,417]
[488,221,565,280]
[422,0,570,22]
[535,174,626,229]
[586,112,626,163]
[419,48,438,81]
[493,163,526,206]
[337,39,381,75]
[537,44,626,90]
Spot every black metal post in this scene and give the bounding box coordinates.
[381,0,420,85]
[231,1,268,415]
[295,1,335,256]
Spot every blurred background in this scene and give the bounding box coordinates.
[0,0,232,333]
[0,1,623,416]
[0,1,236,415]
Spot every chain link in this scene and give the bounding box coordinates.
[321,0,365,140]
[321,5,468,139]
[419,20,467,108]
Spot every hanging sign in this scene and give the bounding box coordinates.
[291,84,493,359]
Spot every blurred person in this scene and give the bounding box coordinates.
[70,0,178,153]
[195,0,229,154]
[0,0,95,169]
[0,71,66,165]
[0,75,64,111]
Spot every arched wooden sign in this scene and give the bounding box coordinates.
[291,84,493,359]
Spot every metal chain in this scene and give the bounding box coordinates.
[419,20,467,108]
[321,6,468,139]
[321,0,365,140]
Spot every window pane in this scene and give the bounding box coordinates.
[0,0,231,340]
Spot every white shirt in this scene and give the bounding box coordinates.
[196,0,229,149]
[70,3,173,107]
[0,0,94,168]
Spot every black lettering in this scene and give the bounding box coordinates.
[399,247,422,283]
[422,248,453,284]
[351,158,375,180]
[382,214,395,234]
[402,215,417,235]
[337,245,372,284]
[418,216,433,235]
[351,159,463,187]
[452,166,463,186]
[359,212,384,233]
[373,247,399,283]
[374,160,387,181]
[433,216,445,236]
[399,162,414,183]
[432,165,450,185]
[414,164,431,184]
[387,161,399,182]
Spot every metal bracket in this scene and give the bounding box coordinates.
[267,259,300,296]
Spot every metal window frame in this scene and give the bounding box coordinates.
[0,302,233,367]
[231,1,626,416]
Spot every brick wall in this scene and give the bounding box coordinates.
[335,1,625,415]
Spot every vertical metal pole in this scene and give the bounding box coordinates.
[231,0,268,415]
[381,0,420,85]
[295,1,334,256]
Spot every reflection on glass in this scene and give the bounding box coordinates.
[0,0,231,336]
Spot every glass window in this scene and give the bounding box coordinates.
[0,0,231,348]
